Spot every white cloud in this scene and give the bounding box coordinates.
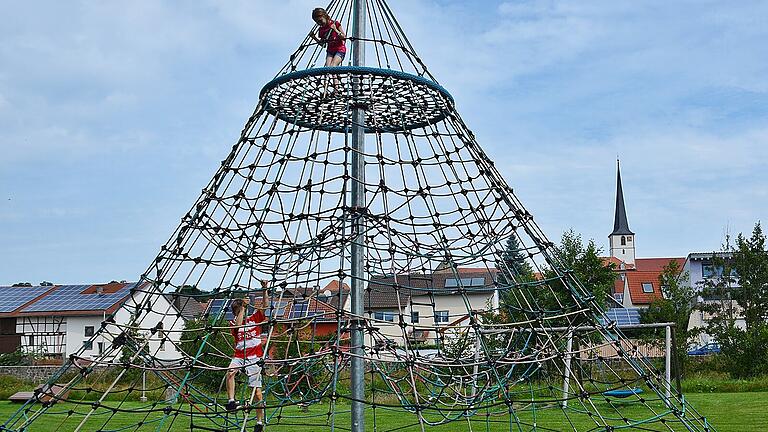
[0,0,766,282]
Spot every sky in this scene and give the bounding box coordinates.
[1,0,767,285]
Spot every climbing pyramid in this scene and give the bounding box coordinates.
[2,1,715,431]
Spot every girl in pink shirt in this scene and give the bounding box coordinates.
[309,8,347,67]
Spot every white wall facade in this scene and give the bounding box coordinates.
[16,316,67,356]
[110,290,187,362]
[365,291,496,348]
[16,315,113,359]
[609,234,636,266]
[14,290,190,362]
[66,315,109,359]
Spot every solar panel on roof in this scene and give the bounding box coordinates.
[0,286,51,313]
[265,300,288,318]
[206,298,282,321]
[20,284,134,313]
[289,301,308,318]
[600,308,641,326]
[206,299,234,321]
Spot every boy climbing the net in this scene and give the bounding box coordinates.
[226,280,269,431]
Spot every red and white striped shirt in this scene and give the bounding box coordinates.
[229,310,266,359]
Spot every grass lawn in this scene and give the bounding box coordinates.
[0,392,763,431]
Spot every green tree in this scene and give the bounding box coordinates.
[496,235,534,286]
[551,229,616,312]
[499,230,615,325]
[179,318,232,391]
[178,284,207,300]
[732,223,768,329]
[699,222,768,378]
[641,260,697,376]
[496,235,536,322]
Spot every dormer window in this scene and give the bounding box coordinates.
[642,283,654,293]
[620,236,626,246]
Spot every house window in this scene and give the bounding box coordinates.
[702,264,717,278]
[374,312,395,322]
[83,341,93,350]
[84,326,94,337]
[642,283,654,293]
[627,236,632,242]
[28,335,34,346]
[411,311,419,324]
[434,311,449,323]
[444,278,486,288]
[98,342,104,354]
[621,236,626,246]
[702,264,736,279]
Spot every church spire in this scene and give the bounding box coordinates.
[611,159,634,236]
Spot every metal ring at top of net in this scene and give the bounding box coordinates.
[260,66,455,133]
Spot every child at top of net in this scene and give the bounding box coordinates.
[225,280,269,431]
[309,7,347,67]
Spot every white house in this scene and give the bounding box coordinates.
[365,268,498,347]
[683,252,745,346]
[0,282,203,364]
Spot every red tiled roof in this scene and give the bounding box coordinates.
[635,257,685,272]
[601,256,635,270]
[613,277,625,295]
[454,267,499,275]
[626,271,664,304]
[80,283,125,295]
[602,257,685,305]
[323,280,350,292]
[272,296,342,322]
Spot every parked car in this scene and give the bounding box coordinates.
[687,342,720,356]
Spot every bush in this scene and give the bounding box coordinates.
[717,324,768,378]
[0,349,28,366]
[179,318,232,392]
[0,375,32,399]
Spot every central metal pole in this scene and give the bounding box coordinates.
[350,1,367,431]
[665,324,672,399]
[562,328,574,408]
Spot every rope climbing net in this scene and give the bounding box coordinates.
[3,1,715,431]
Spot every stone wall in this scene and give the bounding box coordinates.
[0,366,60,383]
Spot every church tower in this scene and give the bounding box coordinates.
[609,160,635,266]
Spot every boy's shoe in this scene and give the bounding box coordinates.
[254,423,264,432]
[225,400,239,411]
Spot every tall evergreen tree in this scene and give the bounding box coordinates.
[496,234,534,286]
